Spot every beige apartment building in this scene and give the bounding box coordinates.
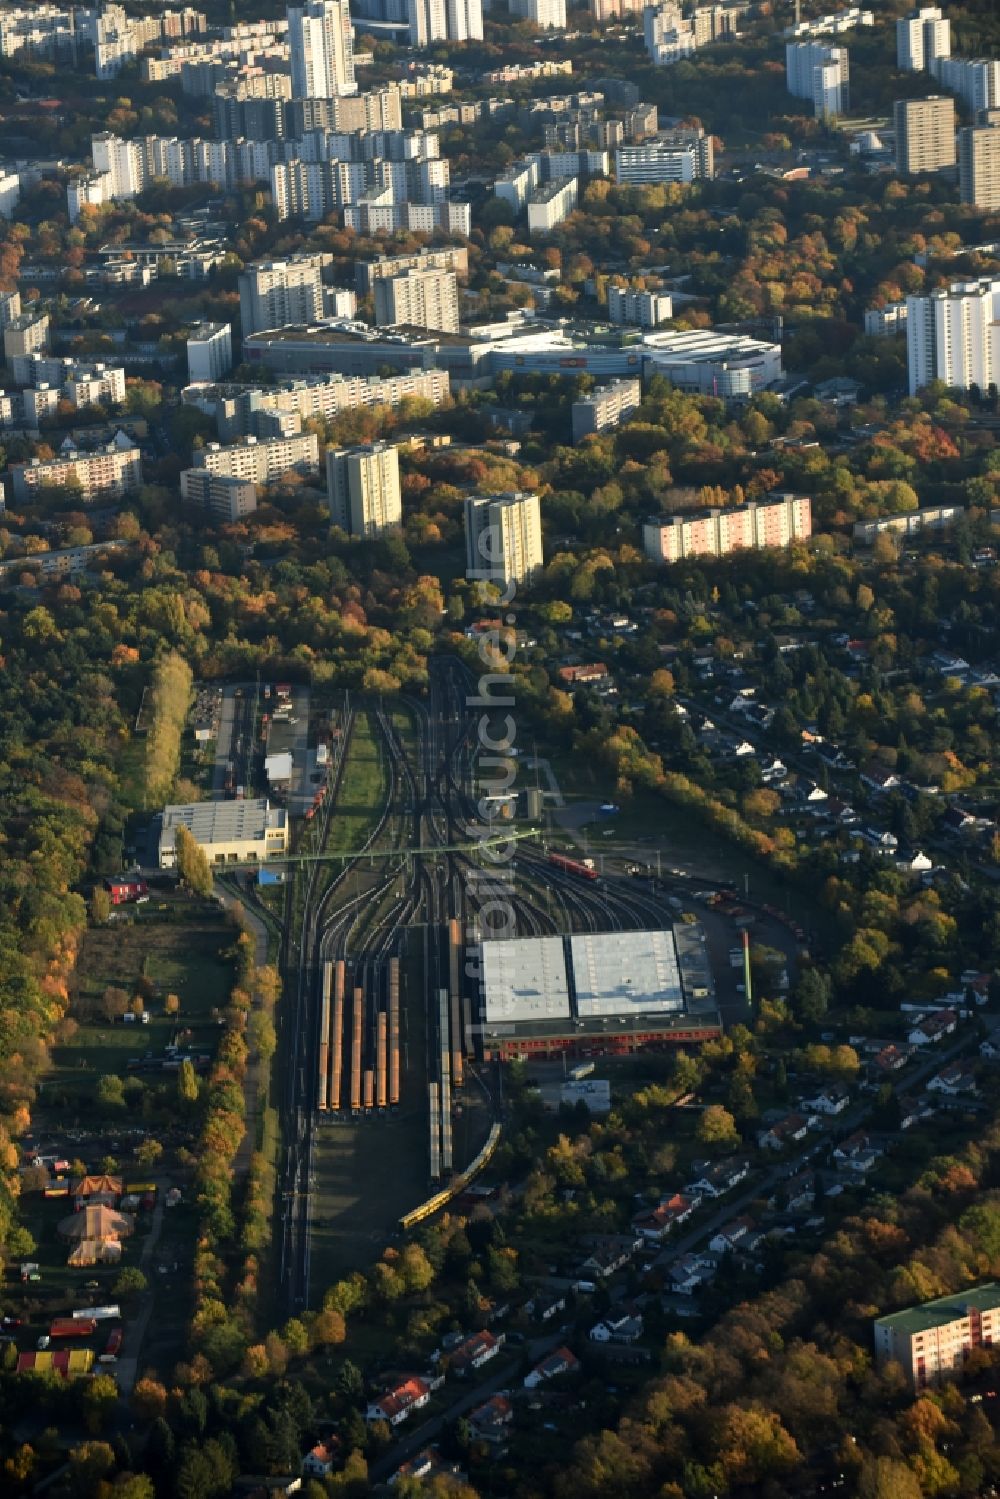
[875,1284,1000,1389]
[373,269,459,334]
[465,491,543,588]
[180,468,258,520]
[10,443,142,502]
[326,441,402,537]
[643,494,812,564]
[192,432,319,485]
[572,378,642,441]
[238,254,327,336]
[894,95,956,175]
[959,124,1000,209]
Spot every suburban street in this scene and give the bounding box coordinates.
[650,1016,993,1276]
[367,1331,563,1484]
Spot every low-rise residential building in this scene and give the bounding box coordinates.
[757,1112,815,1151]
[556,661,608,686]
[899,1095,935,1130]
[907,1009,958,1046]
[0,539,130,582]
[832,1130,881,1173]
[449,1330,504,1377]
[852,503,963,544]
[927,1060,977,1095]
[365,1375,433,1426]
[801,1085,850,1115]
[524,1346,580,1388]
[875,1284,1000,1389]
[632,1192,696,1242]
[780,1172,817,1211]
[708,1215,764,1255]
[942,805,979,835]
[860,763,901,793]
[301,1443,338,1478]
[590,1312,643,1343]
[526,1291,566,1323]
[685,1157,751,1197]
[468,1394,513,1445]
[389,1446,465,1487]
[670,1253,716,1294]
[873,1043,911,1073]
[579,1239,637,1278]
[104,877,148,905]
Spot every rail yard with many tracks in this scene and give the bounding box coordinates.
[255,657,725,1313]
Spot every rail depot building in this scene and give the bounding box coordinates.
[158,798,289,868]
[477,927,722,1060]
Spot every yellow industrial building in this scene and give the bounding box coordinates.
[158,798,289,869]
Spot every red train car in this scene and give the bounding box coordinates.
[548,852,598,881]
